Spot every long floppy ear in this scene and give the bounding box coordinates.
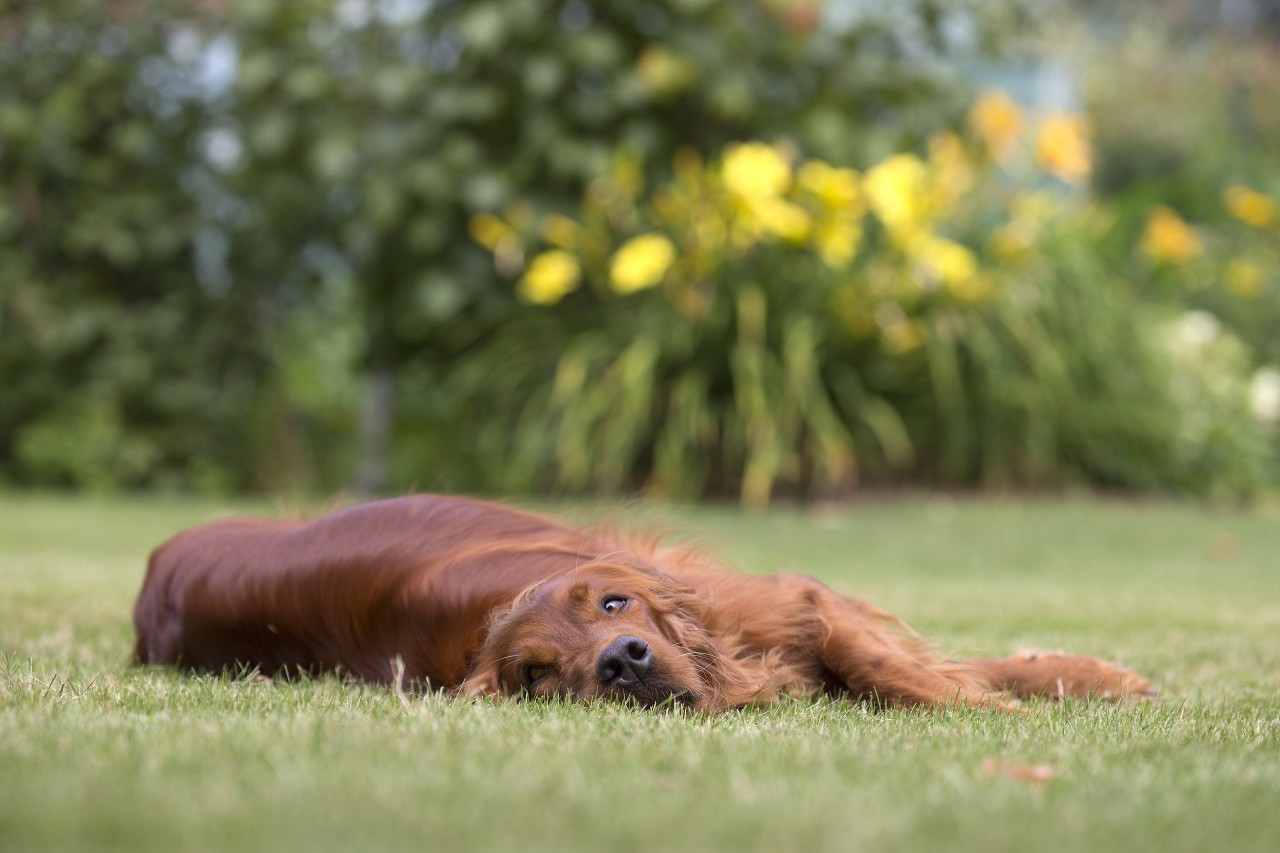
[460,610,513,698]
[632,572,716,655]
[458,581,552,699]
[460,660,501,698]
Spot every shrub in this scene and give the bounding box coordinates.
[464,97,1272,504]
[0,0,1029,494]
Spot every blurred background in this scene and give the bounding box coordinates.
[1,0,1277,507]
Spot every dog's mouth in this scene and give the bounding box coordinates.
[511,671,700,709]
[600,676,700,709]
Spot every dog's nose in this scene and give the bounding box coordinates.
[596,636,653,688]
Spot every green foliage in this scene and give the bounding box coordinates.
[462,126,1273,504]
[1076,18,1280,356]
[222,0,1015,361]
[2,0,1026,495]
[1066,18,1280,491]
[0,2,268,491]
[2,1,1274,500]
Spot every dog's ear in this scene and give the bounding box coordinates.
[617,565,709,637]
[462,612,514,698]
[460,660,501,698]
[460,580,553,698]
[643,580,717,665]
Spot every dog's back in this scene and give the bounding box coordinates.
[133,495,592,684]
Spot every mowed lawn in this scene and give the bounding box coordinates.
[2,493,1278,853]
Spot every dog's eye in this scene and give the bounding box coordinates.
[524,664,553,686]
[601,595,629,615]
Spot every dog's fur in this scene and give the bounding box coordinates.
[133,494,1154,709]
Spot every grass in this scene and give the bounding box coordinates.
[2,491,1279,852]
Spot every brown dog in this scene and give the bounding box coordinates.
[133,494,1154,709]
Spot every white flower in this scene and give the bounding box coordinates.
[1249,367,1280,428]
[1168,310,1220,356]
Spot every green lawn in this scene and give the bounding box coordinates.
[2,492,1278,852]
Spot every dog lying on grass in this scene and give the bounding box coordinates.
[133,494,1154,709]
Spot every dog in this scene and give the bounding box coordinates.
[133,494,1154,710]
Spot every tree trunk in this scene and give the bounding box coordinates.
[350,363,396,495]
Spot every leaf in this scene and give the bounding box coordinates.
[981,757,1057,787]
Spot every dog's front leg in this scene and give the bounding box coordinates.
[807,585,997,708]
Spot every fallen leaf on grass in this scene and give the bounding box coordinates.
[981,756,1056,786]
[1210,532,1241,561]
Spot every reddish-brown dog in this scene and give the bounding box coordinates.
[133,494,1154,710]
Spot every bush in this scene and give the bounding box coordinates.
[461,97,1273,504]
[0,0,1028,494]
[3,3,1273,500]
[0,2,274,491]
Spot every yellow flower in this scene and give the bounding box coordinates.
[1010,190,1059,224]
[928,131,969,168]
[1223,185,1276,228]
[470,211,524,275]
[1224,259,1263,299]
[750,197,811,243]
[814,219,862,269]
[610,233,676,294]
[635,45,698,98]
[797,160,861,210]
[914,235,980,294]
[722,142,791,199]
[517,250,581,305]
[468,212,511,251]
[968,91,1024,162]
[539,213,581,249]
[926,132,975,218]
[883,318,926,355]
[1036,114,1091,183]
[989,191,1056,262]
[1141,206,1201,264]
[864,154,927,242]
[990,221,1035,262]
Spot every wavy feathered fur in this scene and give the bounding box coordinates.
[133,494,1154,709]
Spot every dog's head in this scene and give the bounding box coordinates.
[463,561,718,709]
